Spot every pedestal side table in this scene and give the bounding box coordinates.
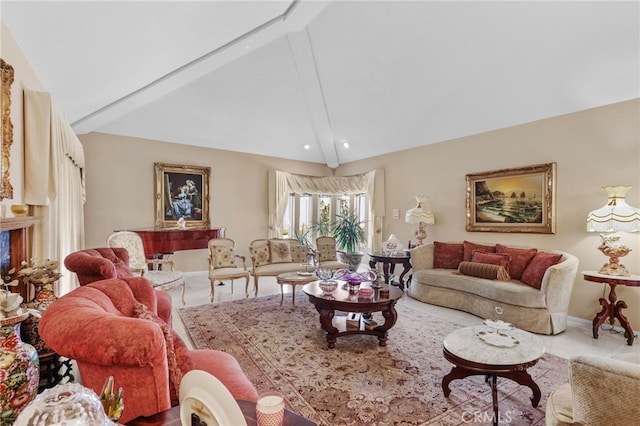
[583,270,640,346]
[368,252,411,289]
[442,325,544,426]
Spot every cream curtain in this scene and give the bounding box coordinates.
[268,169,385,250]
[24,89,85,296]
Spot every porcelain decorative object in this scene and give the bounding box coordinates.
[0,310,40,424]
[383,234,403,254]
[21,279,58,355]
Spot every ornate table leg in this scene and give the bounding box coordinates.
[612,300,635,345]
[442,366,472,397]
[499,370,542,407]
[383,262,391,284]
[593,283,616,339]
[314,306,338,348]
[376,301,398,346]
[398,260,411,290]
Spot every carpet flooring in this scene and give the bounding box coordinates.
[178,294,568,426]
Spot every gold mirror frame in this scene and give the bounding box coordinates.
[1,58,14,200]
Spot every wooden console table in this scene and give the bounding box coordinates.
[124,227,226,259]
[583,271,640,346]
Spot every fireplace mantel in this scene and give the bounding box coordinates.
[1,216,41,232]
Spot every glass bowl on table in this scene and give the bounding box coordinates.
[315,268,338,294]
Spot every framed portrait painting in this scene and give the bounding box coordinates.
[466,163,556,234]
[154,162,210,228]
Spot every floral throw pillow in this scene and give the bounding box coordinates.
[290,245,308,263]
[269,240,292,264]
[213,246,236,268]
[250,245,270,267]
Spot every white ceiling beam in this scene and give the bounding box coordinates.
[286,28,340,168]
[72,0,331,136]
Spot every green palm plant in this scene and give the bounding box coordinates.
[331,211,367,254]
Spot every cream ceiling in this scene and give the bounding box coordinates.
[2,1,638,168]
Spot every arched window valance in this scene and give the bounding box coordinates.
[268,169,385,251]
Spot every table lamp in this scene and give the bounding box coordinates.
[405,195,435,246]
[586,185,640,276]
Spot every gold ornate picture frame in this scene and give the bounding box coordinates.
[154,162,210,228]
[466,163,556,234]
[1,58,15,200]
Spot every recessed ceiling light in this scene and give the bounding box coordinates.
[303,144,310,150]
[343,141,349,148]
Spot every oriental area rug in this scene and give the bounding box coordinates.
[178,294,568,426]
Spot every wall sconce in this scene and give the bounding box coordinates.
[586,185,640,276]
[405,195,435,246]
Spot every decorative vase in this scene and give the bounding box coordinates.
[0,311,40,424]
[383,234,403,254]
[21,279,58,355]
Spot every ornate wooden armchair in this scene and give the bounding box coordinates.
[208,238,251,300]
[316,236,349,270]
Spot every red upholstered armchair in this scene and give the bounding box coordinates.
[39,277,258,423]
[64,248,173,323]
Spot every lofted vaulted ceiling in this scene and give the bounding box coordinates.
[2,1,638,168]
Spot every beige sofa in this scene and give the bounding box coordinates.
[546,353,640,426]
[408,242,579,335]
[248,238,309,291]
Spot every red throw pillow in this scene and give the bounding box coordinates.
[521,252,563,289]
[471,250,511,271]
[463,241,496,262]
[433,242,464,269]
[495,244,538,280]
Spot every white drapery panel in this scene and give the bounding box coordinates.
[268,169,385,251]
[24,89,86,296]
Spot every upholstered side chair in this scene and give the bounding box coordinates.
[107,231,186,304]
[64,247,172,324]
[208,238,251,300]
[316,236,350,270]
[39,277,258,423]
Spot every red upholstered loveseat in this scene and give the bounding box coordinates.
[64,247,173,323]
[39,277,258,423]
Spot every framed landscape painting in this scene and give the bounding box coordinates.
[466,163,556,234]
[154,162,210,228]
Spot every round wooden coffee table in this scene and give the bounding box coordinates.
[441,325,545,426]
[276,272,317,308]
[303,281,403,348]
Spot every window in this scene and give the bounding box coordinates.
[280,193,369,241]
